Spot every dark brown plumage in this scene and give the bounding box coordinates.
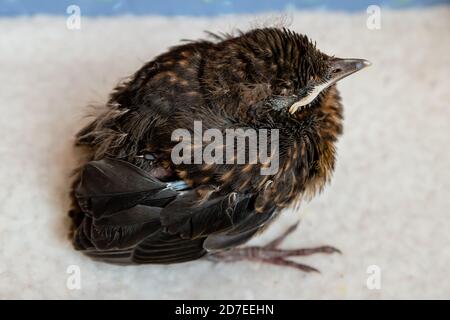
[69,28,370,270]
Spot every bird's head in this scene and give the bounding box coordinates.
[239,28,371,116]
[286,56,371,114]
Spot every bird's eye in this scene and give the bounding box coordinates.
[332,68,342,74]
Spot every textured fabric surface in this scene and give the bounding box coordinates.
[0,7,449,299]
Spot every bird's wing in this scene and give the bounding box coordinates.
[72,158,276,264]
[160,187,277,251]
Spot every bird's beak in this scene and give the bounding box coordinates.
[289,58,371,113]
[328,58,372,85]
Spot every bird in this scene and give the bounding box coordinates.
[69,28,370,272]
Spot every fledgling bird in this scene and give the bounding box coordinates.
[69,28,370,272]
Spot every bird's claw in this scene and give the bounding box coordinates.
[209,222,341,273]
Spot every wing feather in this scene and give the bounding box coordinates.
[72,158,276,264]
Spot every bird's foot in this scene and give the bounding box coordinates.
[208,222,341,273]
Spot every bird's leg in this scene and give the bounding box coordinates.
[264,221,300,249]
[209,222,341,273]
